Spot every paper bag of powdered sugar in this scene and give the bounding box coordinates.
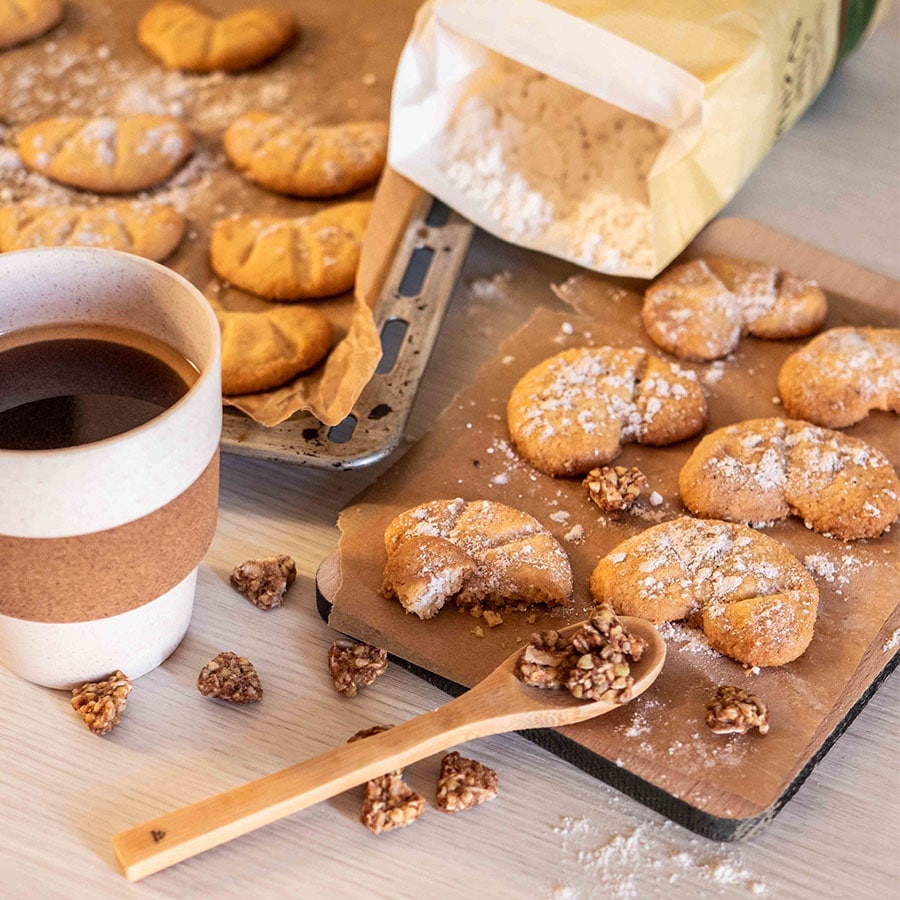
[389,0,886,278]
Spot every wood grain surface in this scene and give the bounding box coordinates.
[1,5,898,900]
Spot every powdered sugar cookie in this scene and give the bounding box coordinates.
[778,327,900,427]
[210,201,370,300]
[139,1,297,73]
[590,517,819,667]
[382,498,573,619]
[507,346,707,477]
[17,115,193,193]
[0,202,185,261]
[0,0,62,49]
[642,257,827,361]
[218,305,333,395]
[679,417,900,540]
[225,113,387,198]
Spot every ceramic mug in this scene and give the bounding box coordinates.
[0,248,221,689]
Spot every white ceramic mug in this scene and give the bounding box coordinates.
[0,248,221,689]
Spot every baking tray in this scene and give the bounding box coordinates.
[220,194,474,468]
[316,218,900,841]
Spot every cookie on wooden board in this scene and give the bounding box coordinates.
[507,346,707,477]
[218,304,333,395]
[679,417,900,541]
[0,202,185,260]
[590,517,819,667]
[17,115,193,193]
[382,498,573,619]
[642,257,827,361]
[225,113,387,198]
[0,0,62,50]
[778,326,900,427]
[210,202,370,301]
[139,1,297,73]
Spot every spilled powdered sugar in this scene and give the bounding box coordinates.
[551,799,770,898]
[441,56,668,275]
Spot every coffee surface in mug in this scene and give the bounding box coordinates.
[0,322,198,450]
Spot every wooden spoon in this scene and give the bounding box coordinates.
[112,617,665,881]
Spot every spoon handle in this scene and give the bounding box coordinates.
[112,685,501,882]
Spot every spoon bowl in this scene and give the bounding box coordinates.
[113,614,665,881]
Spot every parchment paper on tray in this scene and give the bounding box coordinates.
[327,221,900,826]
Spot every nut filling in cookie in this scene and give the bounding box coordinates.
[778,327,900,428]
[507,346,708,477]
[382,498,573,620]
[642,257,827,361]
[679,417,900,540]
[590,517,819,667]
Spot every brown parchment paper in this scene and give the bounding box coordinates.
[0,0,423,427]
[328,220,900,821]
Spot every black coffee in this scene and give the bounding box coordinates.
[0,323,198,451]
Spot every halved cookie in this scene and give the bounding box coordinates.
[225,113,387,197]
[383,498,573,619]
[0,0,63,50]
[139,1,297,72]
[210,202,370,301]
[218,305,333,395]
[0,202,185,260]
[17,115,193,193]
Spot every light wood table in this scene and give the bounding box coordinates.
[4,9,899,899]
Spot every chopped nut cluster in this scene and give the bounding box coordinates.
[517,630,575,689]
[584,466,649,515]
[436,751,499,813]
[347,723,425,833]
[360,773,426,834]
[517,604,647,705]
[230,554,297,610]
[71,670,132,735]
[705,685,770,735]
[328,638,388,697]
[197,651,263,703]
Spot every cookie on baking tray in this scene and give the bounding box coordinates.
[218,304,333,395]
[0,0,62,49]
[590,517,819,667]
[778,327,900,428]
[17,115,193,193]
[507,346,707,477]
[679,417,900,541]
[138,1,297,73]
[210,201,370,301]
[642,257,827,361]
[0,202,185,260]
[225,113,388,198]
[382,498,573,620]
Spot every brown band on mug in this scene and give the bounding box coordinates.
[0,452,219,624]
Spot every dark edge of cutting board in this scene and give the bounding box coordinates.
[315,563,899,842]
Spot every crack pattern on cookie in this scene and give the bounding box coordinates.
[507,346,707,477]
[0,202,185,260]
[778,327,900,427]
[210,202,370,300]
[679,417,900,540]
[382,498,573,619]
[642,257,827,361]
[590,517,819,667]
[225,113,387,198]
[17,115,193,193]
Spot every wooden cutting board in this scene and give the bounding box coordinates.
[318,218,900,841]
